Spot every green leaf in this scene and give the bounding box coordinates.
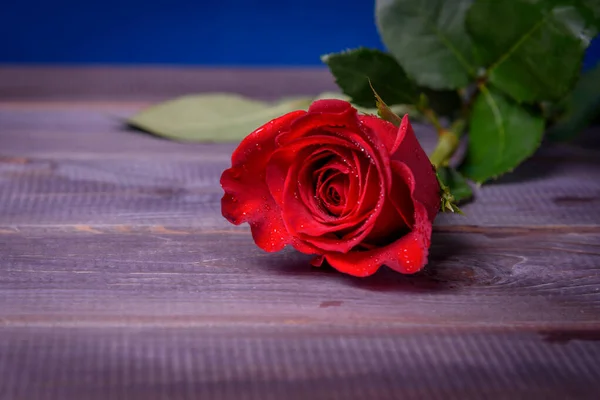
[467,0,590,103]
[437,166,473,203]
[548,62,600,140]
[548,0,600,43]
[375,0,476,90]
[557,0,600,44]
[322,48,462,117]
[127,94,312,142]
[322,48,419,108]
[459,86,545,183]
[581,0,600,28]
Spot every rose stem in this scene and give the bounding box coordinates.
[429,129,459,169]
[415,102,464,169]
[428,119,465,169]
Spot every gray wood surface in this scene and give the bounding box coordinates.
[0,67,599,399]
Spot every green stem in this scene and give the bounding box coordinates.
[429,129,459,168]
[429,118,465,168]
[415,97,465,168]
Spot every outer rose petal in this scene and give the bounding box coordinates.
[360,114,439,221]
[357,114,402,154]
[277,100,359,146]
[363,164,414,246]
[220,110,305,252]
[322,202,431,277]
[320,162,434,277]
[308,99,354,114]
[392,115,440,221]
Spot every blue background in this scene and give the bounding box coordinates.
[1,0,598,68]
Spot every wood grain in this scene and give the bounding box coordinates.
[1,230,599,328]
[1,327,599,400]
[1,138,599,228]
[0,68,599,399]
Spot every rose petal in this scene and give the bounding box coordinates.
[273,100,357,147]
[322,200,432,277]
[308,99,355,114]
[273,143,385,254]
[388,161,417,228]
[220,110,305,252]
[285,164,386,254]
[358,114,404,154]
[317,171,348,216]
[359,161,418,248]
[391,115,440,221]
[266,135,357,209]
[324,126,392,194]
[300,147,354,222]
[322,161,434,277]
[281,158,366,252]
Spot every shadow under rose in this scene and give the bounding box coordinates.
[265,232,473,293]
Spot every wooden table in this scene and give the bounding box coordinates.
[1,67,599,400]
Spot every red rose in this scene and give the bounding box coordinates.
[220,99,440,277]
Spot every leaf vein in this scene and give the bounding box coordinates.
[481,85,505,169]
[487,16,546,75]
[411,2,474,74]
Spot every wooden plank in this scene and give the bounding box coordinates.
[1,141,599,228]
[0,327,599,400]
[1,230,599,328]
[0,67,337,101]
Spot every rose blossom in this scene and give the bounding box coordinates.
[220,99,440,277]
